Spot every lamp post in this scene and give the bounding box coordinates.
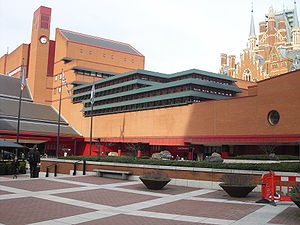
[71,138,77,156]
[94,138,101,161]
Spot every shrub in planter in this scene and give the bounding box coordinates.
[18,161,26,174]
[291,184,300,208]
[5,162,13,175]
[219,173,257,197]
[139,170,171,190]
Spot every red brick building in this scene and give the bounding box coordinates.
[0,6,299,159]
[220,3,300,82]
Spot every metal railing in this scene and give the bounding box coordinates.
[73,159,86,176]
[45,163,58,177]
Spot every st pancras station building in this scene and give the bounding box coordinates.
[0,6,300,159]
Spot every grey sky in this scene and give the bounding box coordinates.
[0,0,299,74]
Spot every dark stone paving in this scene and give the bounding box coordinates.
[143,199,263,220]
[54,188,159,207]
[0,197,94,225]
[78,214,210,225]
[121,183,199,195]
[269,207,300,225]
[0,179,83,191]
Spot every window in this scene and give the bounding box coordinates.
[268,110,280,126]
[80,49,83,53]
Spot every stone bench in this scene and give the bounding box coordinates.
[93,169,132,180]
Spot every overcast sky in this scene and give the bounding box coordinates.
[0,0,299,74]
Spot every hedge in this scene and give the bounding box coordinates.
[228,155,300,160]
[62,156,300,173]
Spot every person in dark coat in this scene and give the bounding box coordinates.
[28,145,40,178]
[12,156,19,179]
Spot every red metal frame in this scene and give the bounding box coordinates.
[261,171,300,202]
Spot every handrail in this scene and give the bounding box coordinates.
[45,163,59,177]
[73,159,86,176]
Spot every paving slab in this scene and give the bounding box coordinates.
[77,214,210,225]
[0,197,94,225]
[143,199,263,220]
[54,188,159,207]
[0,179,83,191]
[120,183,199,195]
[268,206,300,225]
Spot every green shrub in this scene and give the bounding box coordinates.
[228,155,299,160]
[61,155,300,172]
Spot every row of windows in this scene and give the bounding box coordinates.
[84,97,195,117]
[73,73,232,97]
[76,70,110,78]
[73,83,143,103]
[81,84,234,108]
[79,49,135,63]
[169,74,231,86]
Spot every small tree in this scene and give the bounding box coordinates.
[258,143,279,160]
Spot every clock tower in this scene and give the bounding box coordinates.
[27,6,51,104]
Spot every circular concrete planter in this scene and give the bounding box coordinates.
[139,177,171,190]
[219,183,257,197]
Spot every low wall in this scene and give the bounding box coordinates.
[40,159,299,191]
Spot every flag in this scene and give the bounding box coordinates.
[90,84,95,105]
[20,60,27,90]
[60,72,70,94]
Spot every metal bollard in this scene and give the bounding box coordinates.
[83,160,86,175]
[46,167,49,177]
[54,164,57,177]
[73,163,77,176]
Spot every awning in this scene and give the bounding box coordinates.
[0,139,27,148]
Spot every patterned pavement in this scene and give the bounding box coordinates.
[0,173,299,225]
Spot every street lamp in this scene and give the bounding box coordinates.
[94,138,101,161]
[71,138,77,156]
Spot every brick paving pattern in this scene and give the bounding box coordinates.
[59,175,126,185]
[0,179,82,191]
[0,189,13,195]
[0,197,94,225]
[121,183,199,195]
[268,207,300,225]
[54,188,159,206]
[0,174,298,225]
[198,190,261,202]
[78,214,211,225]
[143,199,263,220]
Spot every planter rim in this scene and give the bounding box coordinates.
[219,183,257,187]
[139,176,171,181]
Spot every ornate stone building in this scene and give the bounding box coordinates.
[220,3,300,81]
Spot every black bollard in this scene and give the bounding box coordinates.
[83,159,86,175]
[46,167,49,177]
[54,164,57,177]
[73,163,77,176]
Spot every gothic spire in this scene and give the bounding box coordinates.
[249,3,256,36]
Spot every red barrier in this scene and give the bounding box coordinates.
[261,171,300,202]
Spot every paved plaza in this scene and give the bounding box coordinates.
[0,173,299,225]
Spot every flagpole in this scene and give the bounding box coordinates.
[16,87,23,144]
[16,59,26,145]
[89,83,95,155]
[56,74,62,158]
[89,103,94,155]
